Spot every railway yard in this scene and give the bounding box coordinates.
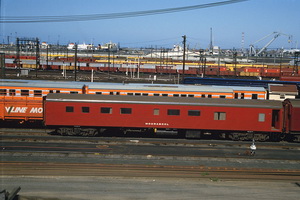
[1,128,300,199]
[1,50,300,199]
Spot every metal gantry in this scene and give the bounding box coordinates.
[15,37,40,76]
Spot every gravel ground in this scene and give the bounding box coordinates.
[1,176,300,200]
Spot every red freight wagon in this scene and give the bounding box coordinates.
[44,94,283,140]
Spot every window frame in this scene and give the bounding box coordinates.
[66,106,74,113]
[0,89,6,95]
[188,110,201,116]
[9,89,16,96]
[34,90,42,97]
[21,89,30,96]
[214,112,226,120]
[101,107,112,114]
[82,107,90,113]
[120,108,132,114]
[167,109,180,116]
[258,113,265,122]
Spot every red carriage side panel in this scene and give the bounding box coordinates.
[44,94,283,133]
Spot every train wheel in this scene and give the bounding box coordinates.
[270,133,283,142]
[292,135,300,142]
[57,127,75,136]
[253,134,269,142]
[228,133,240,141]
[85,128,98,137]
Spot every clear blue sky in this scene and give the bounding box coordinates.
[0,0,299,50]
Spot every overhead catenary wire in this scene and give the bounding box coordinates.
[0,0,247,23]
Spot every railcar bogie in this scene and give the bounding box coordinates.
[56,127,99,136]
[292,135,300,142]
[228,132,270,141]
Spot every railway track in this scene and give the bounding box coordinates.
[1,128,300,179]
[1,128,299,161]
[1,128,300,200]
[1,128,299,150]
[1,161,299,181]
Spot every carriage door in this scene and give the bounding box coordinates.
[272,110,280,130]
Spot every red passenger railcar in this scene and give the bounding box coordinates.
[283,99,300,134]
[44,94,283,140]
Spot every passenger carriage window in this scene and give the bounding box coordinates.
[188,94,194,98]
[0,89,6,95]
[120,108,132,114]
[153,109,160,115]
[96,92,102,95]
[142,93,148,96]
[181,94,187,97]
[70,91,78,94]
[214,112,226,120]
[173,94,180,97]
[188,110,201,116]
[154,93,159,96]
[21,90,29,96]
[56,90,60,93]
[241,93,245,99]
[168,109,180,116]
[258,113,265,122]
[162,94,168,97]
[101,107,112,114]
[135,93,141,96]
[34,90,42,97]
[208,94,212,98]
[220,95,226,98]
[9,89,16,96]
[49,90,53,93]
[110,92,114,95]
[128,93,134,96]
[82,107,90,113]
[66,106,74,113]
[201,94,206,98]
[252,94,258,99]
[234,93,239,99]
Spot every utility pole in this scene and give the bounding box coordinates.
[209,28,213,53]
[108,44,110,79]
[15,38,21,71]
[74,43,78,81]
[294,52,300,75]
[182,35,186,83]
[0,53,5,78]
[35,37,40,78]
[46,44,49,68]
[233,51,237,77]
[217,47,221,77]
